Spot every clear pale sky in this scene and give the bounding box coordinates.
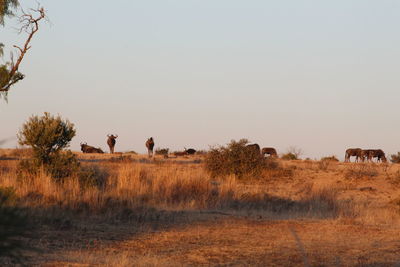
[1,0,400,159]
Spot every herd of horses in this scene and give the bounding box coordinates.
[79,137,387,163]
[345,148,387,163]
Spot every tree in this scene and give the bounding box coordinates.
[18,112,76,164]
[0,3,46,98]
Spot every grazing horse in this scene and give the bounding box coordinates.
[107,134,118,154]
[145,137,155,158]
[80,142,104,154]
[367,149,387,163]
[261,147,278,157]
[361,149,373,162]
[345,148,362,162]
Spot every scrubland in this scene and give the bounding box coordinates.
[1,149,400,266]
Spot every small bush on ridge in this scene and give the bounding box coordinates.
[281,152,298,160]
[155,148,169,156]
[204,139,266,178]
[390,152,400,164]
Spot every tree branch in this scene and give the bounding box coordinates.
[0,6,46,92]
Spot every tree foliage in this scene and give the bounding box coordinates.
[18,112,76,164]
[0,0,18,25]
[0,0,18,56]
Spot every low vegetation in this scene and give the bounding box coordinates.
[390,152,400,163]
[205,139,271,178]
[155,148,169,156]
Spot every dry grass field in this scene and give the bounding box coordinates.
[1,149,400,266]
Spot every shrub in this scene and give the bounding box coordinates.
[281,152,298,160]
[18,112,75,164]
[390,152,400,164]
[321,155,339,162]
[283,146,303,160]
[17,112,77,180]
[18,150,80,180]
[155,148,169,156]
[46,150,80,180]
[204,139,265,178]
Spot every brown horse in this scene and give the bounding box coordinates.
[345,148,362,162]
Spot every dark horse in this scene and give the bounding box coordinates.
[145,137,155,158]
[107,134,118,154]
[80,142,104,154]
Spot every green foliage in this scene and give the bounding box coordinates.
[18,150,80,180]
[0,0,19,25]
[18,112,76,164]
[390,152,400,164]
[0,186,29,260]
[0,64,24,90]
[17,113,79,180]
[204,139,266,178]
[46,151,80,179]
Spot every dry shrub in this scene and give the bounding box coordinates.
[320,155,339,162]
[204,139,267,178]
[155,148,169,156]
[345,164,379,179]
[281,153,298,160]
[390,152,400,163]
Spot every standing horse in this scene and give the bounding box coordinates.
[107,134,118,154]
[145,137,155,158]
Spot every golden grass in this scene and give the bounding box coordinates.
[1,151,400,265]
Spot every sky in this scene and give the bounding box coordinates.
[1,0,400,159]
